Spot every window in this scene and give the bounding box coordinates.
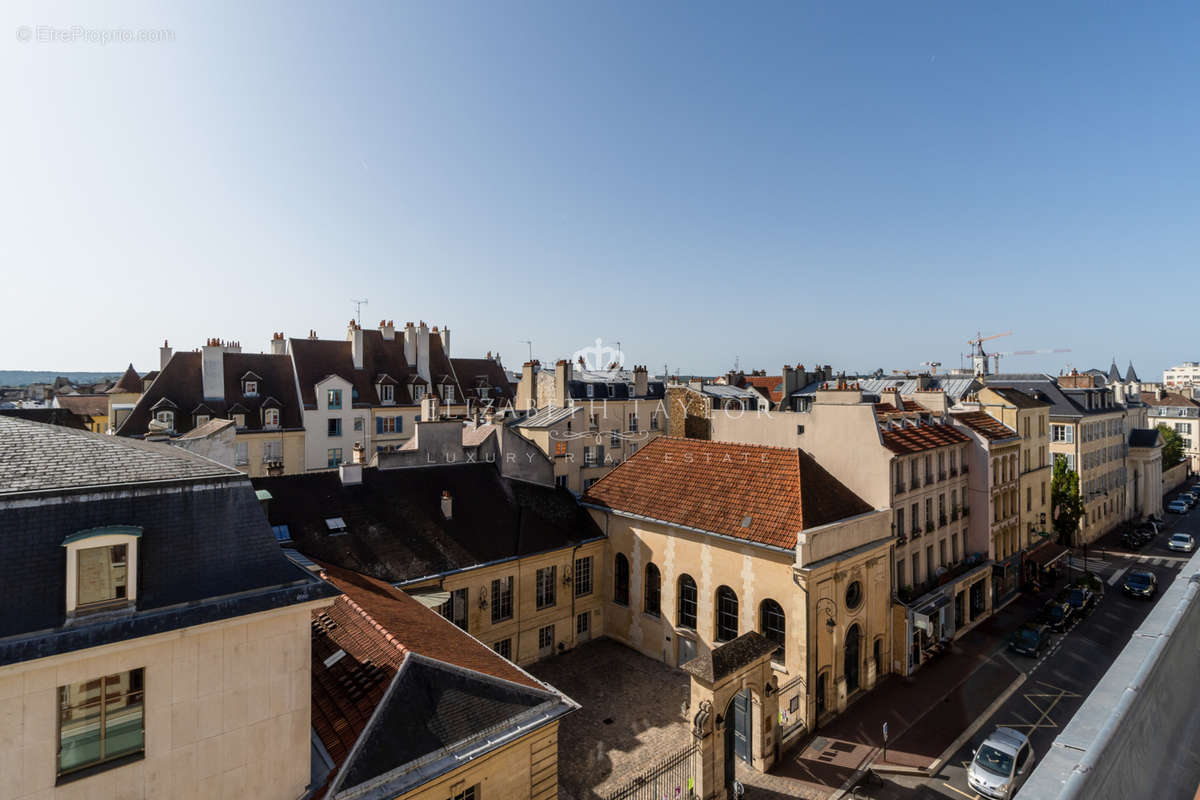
[910,503,919,534]
[912,553,920,584]
[939,538,947,567]
[644,563,661,617]
[613,554,630,606]
[895,507,904,537]
[325,517,347,534]
[492,639,511,660]
[554,441,567,456]
[263,440,282,463]
[651,413,659,430]
[327,448,343,467]
[845,581,863,610]
[438,588,468,630]
[377,416,399,434]
[1027,487,1032,512]
[538,624,554,651]
[584,445,605,466]
[677,574,697,629]
[554,475,567,489]
[760,599,785,661]
[629,413,638,432]
[235,442,249,466]
[586,384,595,398]
[328,418,342,437]
[243,381,257,396]
[353,416,363,432]
[58,669,145,776]
[576,611,590,637]
[233,413,246,428]
[194,414,210,427]
[154,410,174,428]
[536,566,557,610]
[491,576,513,623]
[896,559,905,588]
[926,545,934,578]
[327,388,342,409]
[951,533,959,563]
[449,785,479,800]
[75,545,129,609]
[1051,424,1072,443]
[442,385,456,404]
[264,408,280,428]
[412,385,425,402]
[574,556,593,597]
[716,586,738,641]
[380,384,394,403]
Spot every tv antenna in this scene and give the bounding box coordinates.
[520,340,533,363]
[351,299,368,327]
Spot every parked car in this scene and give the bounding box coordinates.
[1037,598,1074,631]
[1120,531,1146,550]
[1137,520,1161,536]
[1008,624,1051,657]
[1168,533,1195,553]
[1065,586,1097,614]
[1167,500,1189,514]
[1181,493,1198,508]
[968,727,1036,799]
[1122,570,1158,599]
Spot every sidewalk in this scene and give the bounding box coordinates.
[739,591,1045,798]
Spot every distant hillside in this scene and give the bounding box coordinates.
[0,371,122,386]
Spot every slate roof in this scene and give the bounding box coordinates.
[513,405,581,428]
[312,564,568,800]
[880,422,971,454]
[0,417,338,665]
[701,384,763,402]
[450,357,516,404]
[254,463,602,584]
[803,375,980,403]
[581,437,873,550]
[950,411,1020,442]
[0,415,235,495]
[106,363,144,394]
[1126,362,1140,383]
[566,378,666,401]
[0,407,91,431]
[1140,391,1200,409]
[117,351,304,437]
[986,376,1114,419]
[54,394,110,418]
[986,386,1050,409]
[1129,429,1162,449]
[682,631,780,684]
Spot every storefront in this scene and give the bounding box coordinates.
[902,561,993,675]
[1023,539,1070,591]
[992,551,1022,608]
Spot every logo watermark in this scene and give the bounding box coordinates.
[16,25,175,44]
[571,338,625,372]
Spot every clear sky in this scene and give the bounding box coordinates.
[3,1,1198,380]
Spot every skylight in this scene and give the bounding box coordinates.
[325,517,347,534]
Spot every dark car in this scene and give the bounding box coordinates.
[1065,586,1096,614]
[1009,624,1051,657]
[1037,599,1074,631]
[1122,570,1158,599]
[1121,531,1147,550]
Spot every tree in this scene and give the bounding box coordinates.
[1158,424,1185,469]
[1051,456,1084,547]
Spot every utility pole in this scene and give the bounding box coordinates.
[351,299,368,327]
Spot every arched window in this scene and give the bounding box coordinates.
[613,554,630,607]
[715,586,738,642]
[677,574,697,629]
[644,563,661,617]
[760,599,785,661]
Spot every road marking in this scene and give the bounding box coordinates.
[1151,557,1164,566]
[1002,682,1083,735]
[940,781,981,799]
[1108,566,1128,586]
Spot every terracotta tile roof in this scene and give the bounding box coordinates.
[1141,391,1200,408]
[741,375,783,403]
[874,402,899,415]
[901,399,922,412]
[950,411,1019,442]
[106,364,143,394]
[880,422,970,454]
[581,437,872,549]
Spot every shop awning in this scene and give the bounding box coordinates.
[1025,539,1069,567]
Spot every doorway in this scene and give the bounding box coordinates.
[844,624,861,694]
[724,688,752,785]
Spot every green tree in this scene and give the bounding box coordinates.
[1158,424,1185,469]
[1051,456,1084,547]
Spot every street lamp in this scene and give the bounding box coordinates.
[815,597,837,634]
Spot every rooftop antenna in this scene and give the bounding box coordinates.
[520,340,533,362]
[351,299,368,327]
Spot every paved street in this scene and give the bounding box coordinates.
[845,484,1198,800]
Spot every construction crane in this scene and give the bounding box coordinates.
[967,331,1012,377]
[987,347,1072,374]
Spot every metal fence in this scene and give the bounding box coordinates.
[604,744,698,800]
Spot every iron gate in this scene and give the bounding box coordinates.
[604,744,698,800]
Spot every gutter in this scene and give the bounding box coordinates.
[392,535,607,588]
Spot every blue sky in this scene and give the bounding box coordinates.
[3,1,1198,379]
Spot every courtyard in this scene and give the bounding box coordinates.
[527,638,693,799]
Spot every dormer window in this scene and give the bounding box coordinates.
[233,413,246,428]
[62,526,140,616]
[586,384,595,398]
[442,385,455,404]
[380,384,394,404]
[264,408,280,428]
[155,410,174,428]
[413,385,425,402]
[243,380,258,396]
[194,414,210,427]
[327,389,343,409]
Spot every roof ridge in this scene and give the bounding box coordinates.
[337,592,411,657]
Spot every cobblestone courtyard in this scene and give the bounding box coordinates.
[527,638,693,800]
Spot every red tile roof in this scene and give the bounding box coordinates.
[1141,391,1200,408]
[880,422,970,454]
[950,411,1019,442]
[741,375,783,403]
[311,563,546,780]
[581,437,872,549]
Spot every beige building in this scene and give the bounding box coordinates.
[0,416,338,800]
[105,364,146,433]
[1141,387,1200,473]
[582,436,893,755]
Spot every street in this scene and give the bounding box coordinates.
[849,485,1198,800]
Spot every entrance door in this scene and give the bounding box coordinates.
[676,636,696,668]
[815,672,827,719]
[844,624,861,694]
[724,688,752,783]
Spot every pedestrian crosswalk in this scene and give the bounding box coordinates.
[1068,553,1189,583]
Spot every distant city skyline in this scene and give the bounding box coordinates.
[4,2,1199,379]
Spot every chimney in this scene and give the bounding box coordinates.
[421,393,441,420]
[439,325,450,357]
[440,490,453,520]
[403,322,417,364]
[201,338,225,400]
[519,359,540,411]
[339,443,363,485]
[269,332,287,356]
[380,320,395,341]
[554,359,572,407]
[1157,387,1165,401]
[352,441,365,464]
[416,321,431,383]
[225,340,241,354]
[348,320,364,370]
[633,364,648,397]
[160,340,173,370]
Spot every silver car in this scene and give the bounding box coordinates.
[1169,533,1195,553]
[967,727,1035,799]
[1167,500,1189,514]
